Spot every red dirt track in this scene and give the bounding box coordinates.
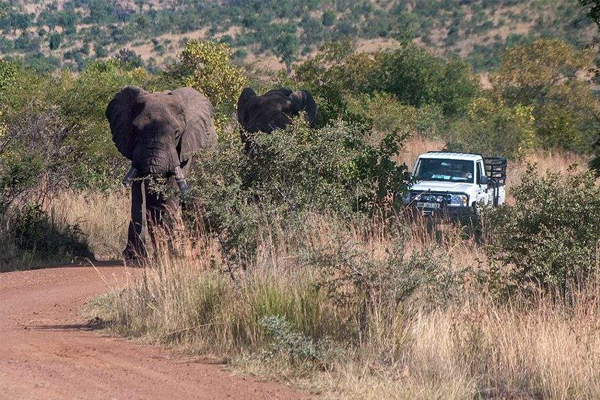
[0,263,307,400]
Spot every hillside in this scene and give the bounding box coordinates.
[0,0,595,73]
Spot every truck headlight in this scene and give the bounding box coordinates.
[448,194,468,206]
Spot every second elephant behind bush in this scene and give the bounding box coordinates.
[237,88,318,154]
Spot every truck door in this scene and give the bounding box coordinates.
[476,160,490,205]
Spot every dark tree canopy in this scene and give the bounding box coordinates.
[580,0,600,25]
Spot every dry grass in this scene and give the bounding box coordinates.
[48,190,129,261]
[507,149,589,197]
[396,135,445,168]
[89,208,600,399]
[316,294,600,400]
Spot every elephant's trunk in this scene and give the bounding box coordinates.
[122,166,139,188]
[173,166,189,194]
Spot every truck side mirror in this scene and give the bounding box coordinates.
[480,175,489,185]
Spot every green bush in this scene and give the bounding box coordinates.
[188,119,409,267]
[447,96,536,158]
[1,204,93,272]
[294,41,479,124]
[485,167,600,295]
[259,315,334,367]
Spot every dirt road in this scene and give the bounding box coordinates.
[0,264,307,400]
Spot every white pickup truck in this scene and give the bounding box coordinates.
[403,152,507,217]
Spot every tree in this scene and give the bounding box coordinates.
[135,0,146,13]
[274,32,299,73]
[448,97,536,159]
[491,39,600,152]
[489,168,600,295]
[115,48,143,68]
[49,33,62,51]
[579,0,600,173]
[580,0,600,26]
[322,10,336,26]
[1,11,32,34]
[0,60,16,106]
[294,40,479,123]
[167,40,248,131]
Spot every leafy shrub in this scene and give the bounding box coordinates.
[188,119,409,267]
[447,96,536,158]
[294,40,479,127]
[305,224,462,323]
[165,40,248,130]
[491,39,600,153]
[12,204,92,260]
[0,204,93,271]
[485,167,600,295]
[259,316,334,367]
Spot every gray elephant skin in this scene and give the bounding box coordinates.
[237,88,317,154]
[106,86,217,260]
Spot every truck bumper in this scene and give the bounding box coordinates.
[406,205,474,220]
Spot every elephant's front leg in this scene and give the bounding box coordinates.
[123,180,148,260]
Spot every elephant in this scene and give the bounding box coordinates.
[236,87,318,155]
[106,86,217,261]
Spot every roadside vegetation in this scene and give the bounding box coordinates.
[2,4,600,396]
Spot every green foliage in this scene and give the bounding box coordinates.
[294,41,479,125]
[486,167,600,295]
[375,46,480,116]
[580,2,600,174]
[491,39,600,153]
[0,202,93,272]
[189,119,409,266]
[49,32,63,50]
[0,60,16,105]
[0,58,155,269]
[322,10,336,27]
[259,316,332,367]
[11,204,92,260]
[167,40,248,130]
[345,92,418,138]
[447,97,536,158]
[274,32,299,72]
[115,48,143,68]
[1,59,153,190]
[307,229,462,319]
[580,0,600,26]
[591,139,600,176]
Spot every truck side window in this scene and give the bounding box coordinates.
[476,162,483,184]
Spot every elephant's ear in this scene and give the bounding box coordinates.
[237,87,256,125]
[290,90,318,128]
[106,86,147,160]
[172,87,217,162]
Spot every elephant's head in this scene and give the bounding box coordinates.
[106,86,216,189]
[237,87,318,134]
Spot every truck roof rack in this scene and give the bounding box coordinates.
[484,157,507,184]
[427,151,482,156]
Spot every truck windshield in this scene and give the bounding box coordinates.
[414,158,475,183]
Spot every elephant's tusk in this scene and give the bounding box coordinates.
[174,166,189,194]
[123,166,139,188]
